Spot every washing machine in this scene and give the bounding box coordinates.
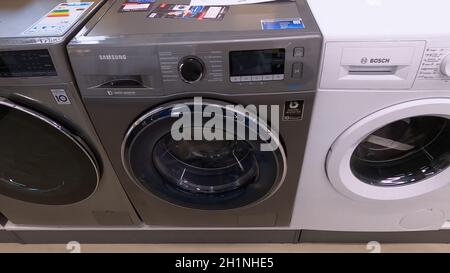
[0,0,140,226]
[68,0,322,227]
[293,0,450,232]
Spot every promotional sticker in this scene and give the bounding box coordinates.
[23,2,94,37]
[148,3,228,20]
[120,0,155,12]
[261,18,305,30]
[283,100,304,121]
[190,0,275,5]
[126,0,155,2]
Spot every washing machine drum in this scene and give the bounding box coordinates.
[0,99,99,205]
[351,116,450,187]
[122,99,287,210]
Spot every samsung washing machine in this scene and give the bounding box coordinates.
[293,0,450,233]
[0,0,140,226]
[68,0,322,227]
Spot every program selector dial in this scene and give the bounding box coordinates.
[178,57,205,83]
[441,55,450,77]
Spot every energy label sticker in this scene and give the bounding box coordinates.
[22,2,94,37]
[261,18,305,30]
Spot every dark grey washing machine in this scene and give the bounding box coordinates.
[68,0,322,228]
[0,0,140,227]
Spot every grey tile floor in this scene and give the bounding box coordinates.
[1,243,450,253]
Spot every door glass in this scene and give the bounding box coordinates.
[153,135,259,194]
[123,101,285,210]
[0,103,98,205]
[351,116,450,187]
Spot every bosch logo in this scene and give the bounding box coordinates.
[370,58,390,64]
[361,57,391,64]
[98,54,127,61]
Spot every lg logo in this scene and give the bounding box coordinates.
[51,89,71,105]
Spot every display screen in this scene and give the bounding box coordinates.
[229,49,285,77]
[0,50,57,78]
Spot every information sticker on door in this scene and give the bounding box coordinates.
[283,100,304,121]
[261,18,305,30]
[51,89,71,105]
[22,2,94,37]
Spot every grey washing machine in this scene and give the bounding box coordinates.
[68,0,322,227]
[0,0,140,227]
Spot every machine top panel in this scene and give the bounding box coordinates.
[84,0,320,39]
[0,0,102,40]
[307,0,450,40]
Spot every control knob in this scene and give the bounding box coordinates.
[179,57,204,83]
[440,55,450,77]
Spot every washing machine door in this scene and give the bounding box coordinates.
[0,99,99,205]
[326,98,450,201]
[122,99,287,210]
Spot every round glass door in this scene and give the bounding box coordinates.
[0,99,99,205]
[122,99,287,210]
[326,99,450,201]
[351,116,450,187]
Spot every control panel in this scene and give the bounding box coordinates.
[68,36,322,98]
[161,47,306,86]
[0,50,56,78]
[418,48,450,80]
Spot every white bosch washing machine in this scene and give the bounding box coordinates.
[293,0,450,232]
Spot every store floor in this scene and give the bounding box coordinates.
[0,243,450,253]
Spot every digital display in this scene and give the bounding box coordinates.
[230,49,285,77]
[0,50,57,78]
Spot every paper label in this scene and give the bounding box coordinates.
[149,3,228,20]
[23,2,94,37]
[283,100,304,121]
[261,18,305,30]
[120,0,155,12]
[190,0,274,6]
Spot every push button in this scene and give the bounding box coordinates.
[273,74,284,81]
[292,63,303,79]
[241,76,252,82]
[230,76,241,82]
[294,47,305,57]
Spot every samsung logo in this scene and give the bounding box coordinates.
[98,54,127,61]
